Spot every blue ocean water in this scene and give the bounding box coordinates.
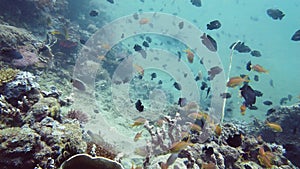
[86,0,300,121]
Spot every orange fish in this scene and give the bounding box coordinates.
[240,104,247,115]
[160,162,168,169]
[169,137,193,153]
[257,146,275,168]
[133,64,144,76]
[130,118,146,127]
[265,121,283,132]
[134,131,143,142]
[189,123,202,132]
[215,124,222,136]
[183,48,194,63]
[139,18,150,25]
[201,162,217,169]
[188,111,209,120]
[251,64,268,73]
[226,76,249,88]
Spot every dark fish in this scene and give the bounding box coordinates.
[178,21,184,29]
[207,20,221,30]
[220,92,231,99]
[288,94,292,101]
[208,66,222,80]
[134,44,142,51]
[200,57,204,64]
[200,82,207,90]
[142,41,149,47]
[201,33,217,52]
[291,30,300,41]
[206,87,211,98]
[146,36,152,43]
[254,75,259,82]
[71,78,86,91]
[107,0,114,4]
[173,82,182,90]
[240,84,256,107]
[229,42,251,53]
[263,100,273,106]
[266,108,276,115]
[135,99,144,112]
[267,8,285,20]
[89,10,99,17]
[178,97,187,107]
[190,0,201,7]
[248,106,258,110]
[250,50,261,57]
[177,51,181,62]
[280,97,288,105]
[79,39,86,45]
[254,90,263,97]
[151,73,157,80]
[158,80,163,85]
[195,75,200,81]
[269,79,274,87]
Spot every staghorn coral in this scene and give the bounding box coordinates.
[0,68,19,86]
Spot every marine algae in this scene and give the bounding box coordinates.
[0,68,19,86]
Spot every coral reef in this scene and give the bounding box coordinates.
[0,68,19,86]
[66,109,89,124]
[258,103,300,167]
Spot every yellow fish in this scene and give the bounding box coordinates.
[133,64,144,76]
[215,124,222,136]
[49,30,61,35]
[240,104,247,115]
[265,121,282,132]
[251,64,268,73]
[183,48,194,63]
[188,112,209,120]
[169,136,193,153]
[226,75,249,88]
[189,123,202,132]
[130,118,146,127]
[134,131,143,142]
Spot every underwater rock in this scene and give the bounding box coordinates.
[259,103,300,167]
[3,71,40,109]
[59,154,124,169]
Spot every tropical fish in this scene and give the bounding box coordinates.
[134,131,143,142]
[201,162,216,169]
[251,64,268,73]
[215,124,222,136]
[49,30,61,35]
[178,21,184,29]
[142,41,149,47]
[89,10,99,17]
[250,50,261,57]
[208,66,222,80]
[130,118,146,127]
[229,42,251,53]
[220,92,231,99]
[240,84,256,107]
[183,48,194,63]
[151,72,157,80]
[265,121,283,132]
[133,44,142,51]
[189,123,202,132]
[178,97,187,107]
[173,82,182,90]
[206,87,211,98]
[71,78,86,91]
[240,104,246,115]
[139,18,150,25]
[133,64,144,76]
[135,99,144,112]
[263,100,273,106]
[207,20,221,30]
[169,137,193,153]
[267,8,285,20]
[201,33,217,52]
[188,112,208,120]
[254,75,259,81]
[257,146,275,168]
[226,76,249,88]
[291,30,300,41]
